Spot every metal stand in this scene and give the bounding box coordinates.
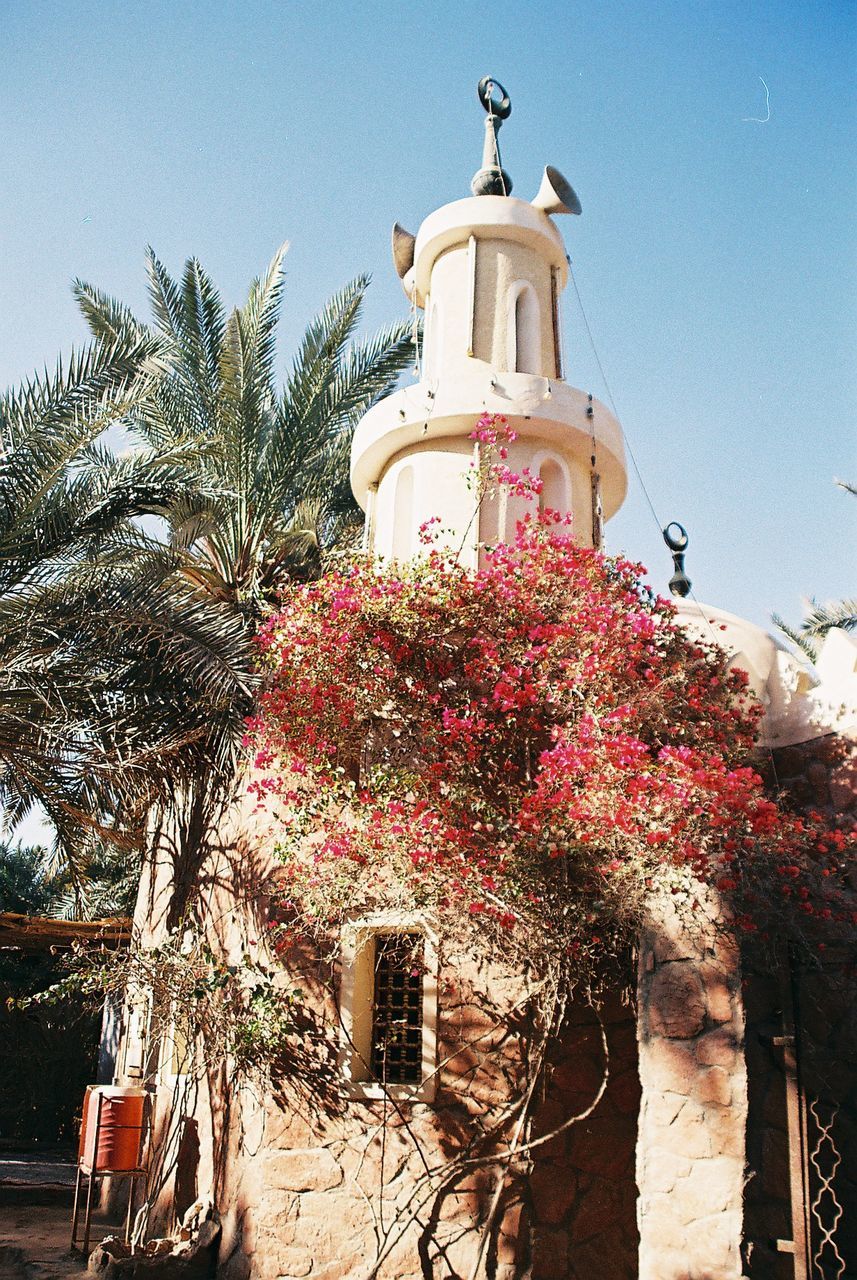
[70,1091,147,1256]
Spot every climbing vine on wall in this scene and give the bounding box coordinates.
[246,415,854,991]
[20,928,301,1078]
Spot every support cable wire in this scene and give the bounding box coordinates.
[568,264,662,535]
[566,262,783,790]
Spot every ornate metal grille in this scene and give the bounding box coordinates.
[371,932,424,1084]
[772,954,854,1279]
[808,1100,846,1279]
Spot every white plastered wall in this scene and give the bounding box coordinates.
[424,238,557,379]
[373,441,480,567]
[676,603,857,747]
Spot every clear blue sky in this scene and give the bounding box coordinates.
[2,0,855,631]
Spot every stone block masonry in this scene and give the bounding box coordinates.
[211,967,640,1280]
[637,898,748,1280]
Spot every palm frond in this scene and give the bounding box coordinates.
[262,292,412,525]
[0,331,160,451]
[800,598,857,638]
[183,257,226,397]
[772,613,819,662]
[319,317,415,432]
[144,248,187,348]
[283,275,370,421]
[218,243,288,491]
[72,280,148,347]
[241,242,288,391]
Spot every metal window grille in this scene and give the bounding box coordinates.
[371,933,424,1084]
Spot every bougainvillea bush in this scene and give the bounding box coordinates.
[245,417,853,991]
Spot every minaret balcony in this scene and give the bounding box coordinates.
[350,367,627,521]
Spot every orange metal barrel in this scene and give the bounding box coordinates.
[78,1085,94,1161]
[80,1086,145,1172]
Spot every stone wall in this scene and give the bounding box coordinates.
[769,731,857,828]
[636,900,747,1280]
[634,730,856,1280]
[126,789,640,1279]
[215,946,639,1280]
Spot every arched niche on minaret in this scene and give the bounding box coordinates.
[391,465,414,562]
[536,453,568,513]
[507,280,541,374]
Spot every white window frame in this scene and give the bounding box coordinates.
[158,1000,195,1085]
[338,913,438,1102]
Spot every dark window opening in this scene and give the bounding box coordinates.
[371,933,424,1084]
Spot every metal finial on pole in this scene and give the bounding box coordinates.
[471,76,513,196]
[663,522,692,597]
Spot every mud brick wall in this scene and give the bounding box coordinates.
[530,993,640,1280]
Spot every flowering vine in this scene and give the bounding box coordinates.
[246,415,854,988]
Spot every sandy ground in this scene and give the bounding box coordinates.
[0,1200,99,1279]
[0,1155,123,1280]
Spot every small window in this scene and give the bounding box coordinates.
[371,933,424,1085]
[339,914,438,1101]
[161,1003,194,1082]
[121,990,152,1082]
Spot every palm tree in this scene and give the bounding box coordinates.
[0,333,248,887]
[1,246,411,913]
[0,841,56,914]
[69,245,414,919]
[774,480,857,661]
[74,244,413,616]
[1,337,182,870]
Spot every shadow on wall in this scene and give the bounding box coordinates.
[223,944,640,1280]
[137,811,643,1279]
[743,950,857,1280]
[174,1118,200,1226]
[528,991,640,1280]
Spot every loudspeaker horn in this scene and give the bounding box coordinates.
[531,166,582,216]
[391,223,416,279]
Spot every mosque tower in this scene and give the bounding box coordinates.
[350,77,627,564]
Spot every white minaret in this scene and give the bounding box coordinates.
[350,77,627,563]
